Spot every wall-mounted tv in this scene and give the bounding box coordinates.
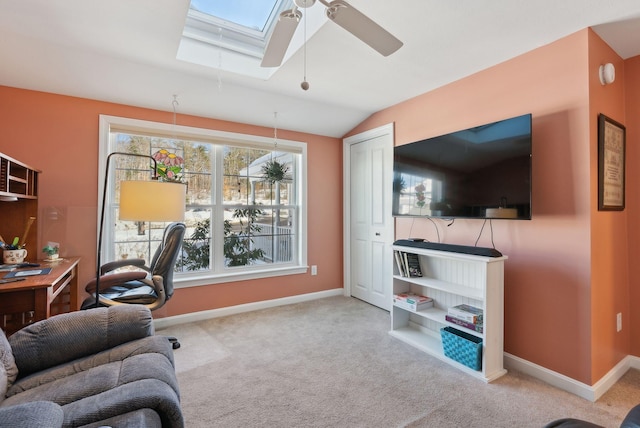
[393,113,532,220]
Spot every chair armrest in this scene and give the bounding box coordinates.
[9,305,154,377]
[0,401,64,428]
[85,270,148,293]
[100,258,148,275]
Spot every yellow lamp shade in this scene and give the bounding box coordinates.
[119,180,185,222]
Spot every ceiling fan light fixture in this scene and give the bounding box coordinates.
[294,0,316,8]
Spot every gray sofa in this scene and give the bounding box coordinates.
[0,305,183,428]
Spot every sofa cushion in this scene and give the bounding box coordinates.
[9,306,154,377]
[3,352,183,428]
[6,335,174,397]
[0,329,18,402]
[0,401,64,428]
[4,352,178,406]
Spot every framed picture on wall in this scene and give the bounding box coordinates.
[598,113,626,211]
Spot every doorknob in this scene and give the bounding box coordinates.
[375,232,380,236]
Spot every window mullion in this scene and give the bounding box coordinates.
[212,145,225,273]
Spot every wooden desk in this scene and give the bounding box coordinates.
[0,256,80,335]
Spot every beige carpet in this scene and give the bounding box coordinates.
[158,296,640,428]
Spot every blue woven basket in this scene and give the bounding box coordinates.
[440,326,483,371]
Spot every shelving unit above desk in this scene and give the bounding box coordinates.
[0,152,41,259]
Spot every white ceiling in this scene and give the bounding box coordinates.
[1,0,640,138]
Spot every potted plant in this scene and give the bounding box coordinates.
[261,159,290,184]
[42,243,60,260]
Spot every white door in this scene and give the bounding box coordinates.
[344,124,394,310]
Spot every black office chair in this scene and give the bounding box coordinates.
[81,222,186,348]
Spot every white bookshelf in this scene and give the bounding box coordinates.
[390,243,507,382]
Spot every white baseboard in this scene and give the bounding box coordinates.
[504,352,640,402]
[153,288,344,330]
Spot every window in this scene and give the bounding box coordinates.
[99,115,307,287]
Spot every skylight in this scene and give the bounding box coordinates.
[189,0,280,32]
[183,0,291,61]
[178,0,324,80]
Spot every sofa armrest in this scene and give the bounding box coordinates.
[0,401,64,428]
[61,378,184,428]
[9,305,154,377]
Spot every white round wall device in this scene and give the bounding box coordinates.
[599,63,615,85]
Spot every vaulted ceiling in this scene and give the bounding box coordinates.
[1,0,639,138]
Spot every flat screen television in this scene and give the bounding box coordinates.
[393,113,532,220]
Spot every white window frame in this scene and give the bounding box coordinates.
[98,115,308,288]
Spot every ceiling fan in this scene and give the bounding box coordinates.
[261,0,403,68]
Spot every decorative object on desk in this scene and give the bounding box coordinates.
[42,242,60,260]
[20,216,36,248]
[152,148,184,183]
[3,248,27,264]
[93,152,186,309]
[598,113,626,211]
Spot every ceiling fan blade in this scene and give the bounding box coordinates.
[261,9,302,67]
[324,0,402,56]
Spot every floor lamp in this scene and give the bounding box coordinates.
[94,152,186,308]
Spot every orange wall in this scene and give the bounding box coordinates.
[587,30,629,382]
[0,87,344,318]
[348,29,631,384]
[626,55,640,357]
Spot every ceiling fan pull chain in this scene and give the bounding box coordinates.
[301,11,309,90]
[273,111,278,151]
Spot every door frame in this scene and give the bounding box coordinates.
[343,123,395,303]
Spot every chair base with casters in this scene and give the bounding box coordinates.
[82,222,186,350]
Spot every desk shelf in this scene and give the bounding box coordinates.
[0,152,41,258]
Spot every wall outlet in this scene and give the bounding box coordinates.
[617,312,622,332]
[311,265,317,276]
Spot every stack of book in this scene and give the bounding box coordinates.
[393,251,423,278]
[393,293,433,311]
[445,303,483,333]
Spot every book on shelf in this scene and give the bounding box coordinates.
[445,314,483,333]
[405,253,422,277]
[393,251,422,277]
[393,293,433,311]
[394,250,406,277]
[447,304,483,324]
